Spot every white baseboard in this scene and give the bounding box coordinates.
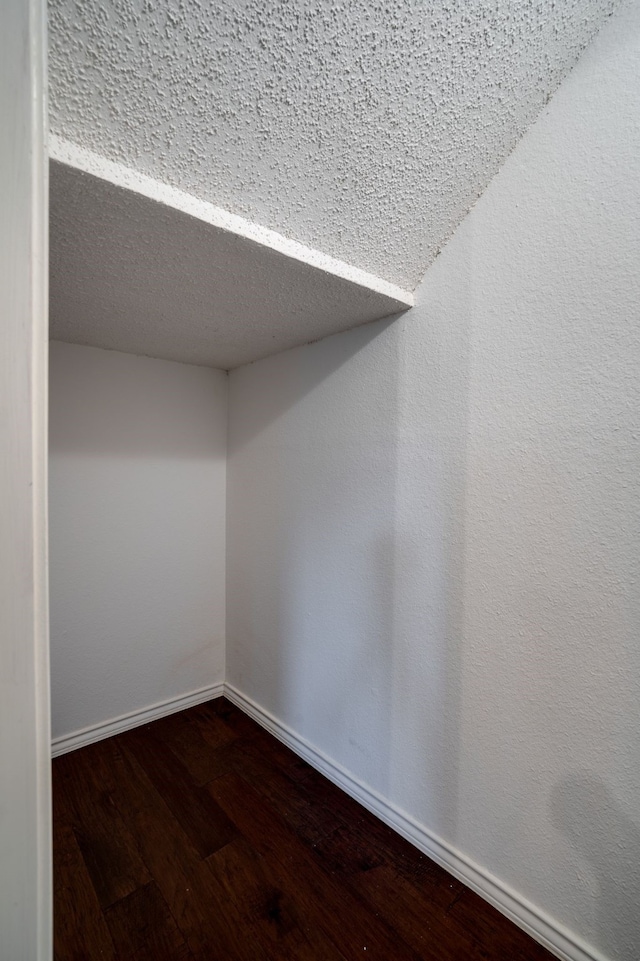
[51,679,608,961]
[51,682,224,758]
[224,683,609,961]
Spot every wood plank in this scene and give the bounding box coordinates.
[94,737,271,961]
[53,706,557,961]
[310,808,462,903]
[218,733,464,911]
[104,881,194,961]
[53,748,151,909]
[197,697,265,741]
[120,724,237,858]
[182,700,241,751]
[219,706,317,783]
[353,862,480,961]
[208,771,427,961]
[145,705,239,786]
[206,837,348,961]
[53,794,117,961]
[212,736,335,847]
[447,887,554,961]
[220,725,553,961]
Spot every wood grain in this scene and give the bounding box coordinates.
[104,882,194,961]
[53,697,556,961]
[53,749,151,909]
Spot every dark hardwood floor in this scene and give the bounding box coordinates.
[53,697,556,961]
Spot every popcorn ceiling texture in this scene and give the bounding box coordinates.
[49,157,410,369]
[48,0,619,290]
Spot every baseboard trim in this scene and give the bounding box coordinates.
[51,682,224,758]
[224,683,608,961]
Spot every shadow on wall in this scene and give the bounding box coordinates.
[385,237,473,842]
[551,773,640,961]
[227,229,474,845]
[227,315,406,804]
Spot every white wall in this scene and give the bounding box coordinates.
[0,0,51,956]
[49,342,227,740]
[227,4,640,960]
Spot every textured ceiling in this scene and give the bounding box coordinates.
[49,146,410,369]
[49,0,618,290]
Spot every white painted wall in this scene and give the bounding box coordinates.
[0,0,50,956]
[49,342,227,740]
[227,4,640,960]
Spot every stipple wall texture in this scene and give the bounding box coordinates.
[227,4,640,959]
[49,0,617,289]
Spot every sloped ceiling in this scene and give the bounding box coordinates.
[49,0,618,291]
